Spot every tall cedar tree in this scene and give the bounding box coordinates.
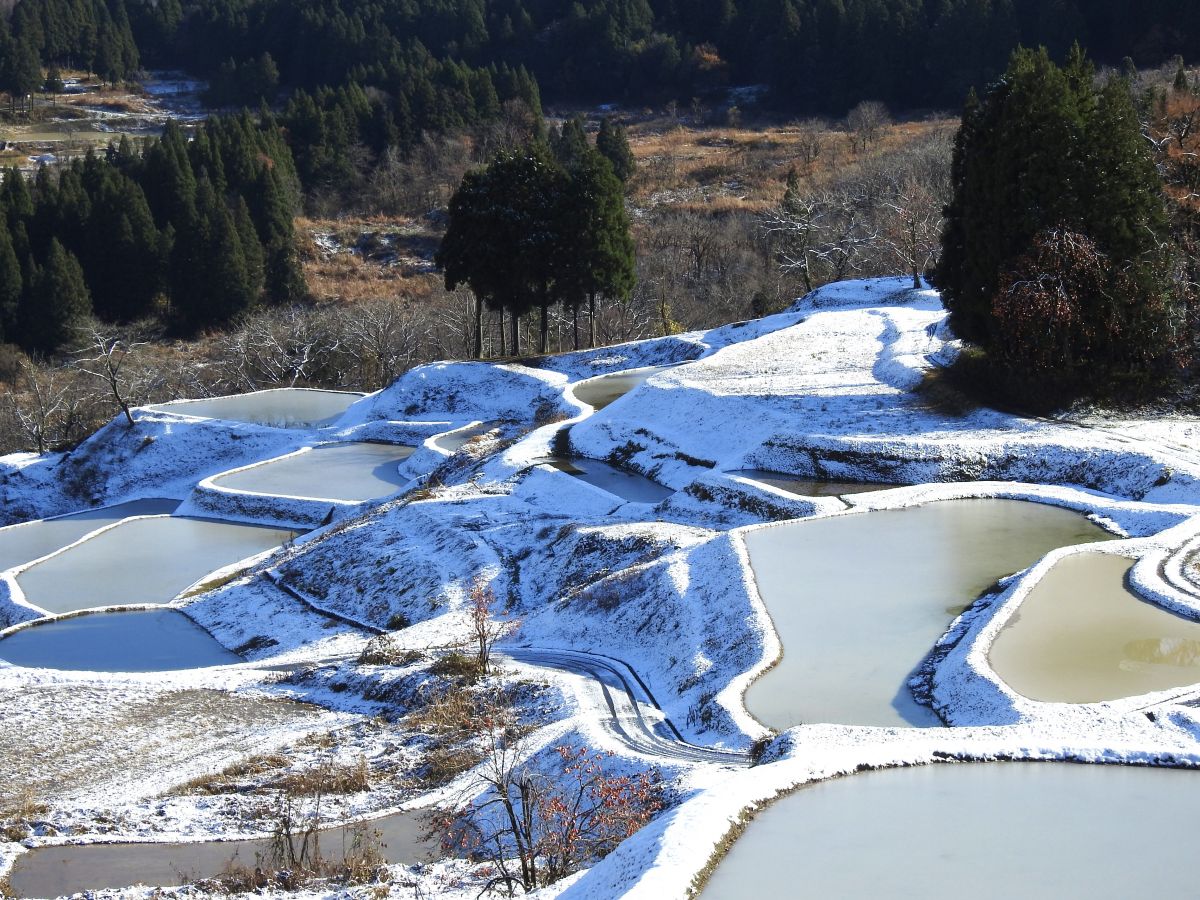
[438,146,566,355]
[20,238,91,354]
[596,117,636,182]
[938,45,1174,395]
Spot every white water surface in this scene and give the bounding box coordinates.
[703,762,1200,899]
[212,442,415,502]
[145,388,362,427]
[16,516,296,614]
[0,499,178,573]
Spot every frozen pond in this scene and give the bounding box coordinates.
[743,500,1112,728]
[989,553,1200,703]
[16,516,296,614]
[536,456,674,504]
[0,499,178,573]
[212,442,416,502]
[0,610,239,672]
[730,469,897,497]
[572,366,670,410]
[9,809,431,896]
[703,762,1200,899]
[144,388,363,428]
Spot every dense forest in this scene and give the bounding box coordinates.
[3,0,1200,115]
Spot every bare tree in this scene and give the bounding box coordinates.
[74,328,146,427]
[846,101,891,154]
[468,580,517,676]
[7,362,70,454]
[437,707,663,896]
[880,179,942,289]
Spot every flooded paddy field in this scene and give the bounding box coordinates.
[212,442,415,502]
[742,499,1113,728]
[703,762,1200,899]
[730,469,897,497]
[0,610,240,672]
[145,388,363,429]
[10,809,431,897]
[990,553,1200,703]
[15,516,296,615]
[0,500,179,573]
[536,456,675,504]
[571,366,672,411]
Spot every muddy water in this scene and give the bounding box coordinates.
[730,469,896,497]
[536,456,674,504]
[16,516,295,614]
[0,609,239,671]
[702,762,1200,899]
[989,553,1200,703]
[212,443,415,502]
[9,810,432,896]
[145,388,362,428]
[743,500,1112,728]
[0,500,179,573]
[572,366,670,410]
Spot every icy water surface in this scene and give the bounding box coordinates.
[989,553,1200,703]
[433,422,494,454]
[730,469,897,497]
[0,610,238,671]
[743,499,1112,728]
[0,499,179,573]
[212,442,416,502]
[537,456,674,504]
[10,809,432,896]
[16,516,296,614]
[571,366,671,410]
[703,762,1200,899]
[145,388,362,428]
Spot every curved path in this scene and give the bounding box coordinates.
[265,575,748,767]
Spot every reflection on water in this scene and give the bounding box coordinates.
[0,499,179,573]
[572,366,670,411]
[9,809,432,896]
[730,469,897,497]
[989,553,1200,703]
[16,516,295,614]
[536,456,674,504]
[433,422,494,454]
[703,763,1200,899]
[743,500,1113,728]
[0,609,239,672]
[145,388,362,428]
[212,442,415,502]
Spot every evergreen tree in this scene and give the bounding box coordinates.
[20,238,91,354]
[596,117,636,181]
[938,45,1175,399]
[0,221,22,341]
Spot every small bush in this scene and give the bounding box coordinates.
[357,635,425,666]
[386,611,411,630]
[429,651,481,679]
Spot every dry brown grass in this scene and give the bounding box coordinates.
[273,758,371,796]
[627,117,955,212]
[0,788,50,842]
[174,752,291,795]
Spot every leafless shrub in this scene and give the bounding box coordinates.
[846,100,891,154]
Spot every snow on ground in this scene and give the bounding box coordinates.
[5,277,1200,899]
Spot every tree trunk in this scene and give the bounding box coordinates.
[510,309,520,356]
[499,310,506,356]
[588,293,597,349]
[911,266,921,290]
[473,294,483,359]
[572,303,579,350]
[539,303,549,354]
